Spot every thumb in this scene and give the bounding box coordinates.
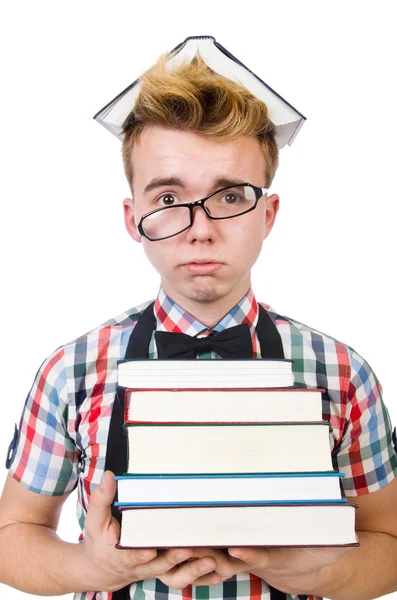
[86,470,117,532]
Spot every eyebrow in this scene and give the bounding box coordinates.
[143,176,248,195]
[144,177,186,194]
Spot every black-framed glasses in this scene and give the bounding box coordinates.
[137,183,268,241]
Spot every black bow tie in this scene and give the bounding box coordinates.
[155,323,253,359]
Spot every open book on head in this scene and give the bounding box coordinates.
[94,35,306,149]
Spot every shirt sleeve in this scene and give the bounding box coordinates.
[335,350,397,496]
[7,347,79,496]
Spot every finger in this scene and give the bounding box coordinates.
[187,571,226,586]
[228,547,270,568]
[230,545,355,575]
[120,548,158,570]
[161,556,217,589]
[192,547,248,578]
[131,548,196,579]
[86,471,117,533]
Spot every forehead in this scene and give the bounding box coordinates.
[130,126,266,190]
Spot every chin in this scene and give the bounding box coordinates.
[187,288,224,303]
[182,279,232,303]
[162,270,248,306]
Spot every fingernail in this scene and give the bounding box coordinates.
[99,474,105,490]
[229,550,242,558]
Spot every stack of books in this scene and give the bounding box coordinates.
[114,358,357,549]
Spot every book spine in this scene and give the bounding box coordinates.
[118,503,358,511]
[114,471,344,480]
[123,421,332,427]
[114,499,348,507]
[123,387,326,392]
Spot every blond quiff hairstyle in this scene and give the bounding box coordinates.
[122,54,279,188]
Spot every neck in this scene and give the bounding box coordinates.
[160,280,252,329]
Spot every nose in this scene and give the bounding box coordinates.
[185,203,215,242]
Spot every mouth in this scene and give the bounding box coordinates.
[182,261,223,275]
[189,260,216,264]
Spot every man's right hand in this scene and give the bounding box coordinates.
[83,470,222,592]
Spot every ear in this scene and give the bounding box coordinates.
[123,197,142,243]
[264,193,280,240]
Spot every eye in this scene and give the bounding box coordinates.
[157,194,179,207]
[222,192,243,204]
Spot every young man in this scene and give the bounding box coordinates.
[1,49,397,600]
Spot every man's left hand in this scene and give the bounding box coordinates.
[188,545,355,593]
[226,545,356,594]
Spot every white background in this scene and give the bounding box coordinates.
[0,1,396,598]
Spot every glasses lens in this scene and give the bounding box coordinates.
[206,185,258,218]
[142,206,191,240]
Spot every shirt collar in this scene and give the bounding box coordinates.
[154,286,260,338]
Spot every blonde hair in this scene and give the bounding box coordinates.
[122,54,279,188]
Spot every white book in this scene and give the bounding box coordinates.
[118,358,295,389]
[117,504,358,548]
[115,472,344,506]
[94,36,306,149]
[125,423,333,475]
[124,387,323,423]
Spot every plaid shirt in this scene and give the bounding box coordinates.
[8,287,397,600]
